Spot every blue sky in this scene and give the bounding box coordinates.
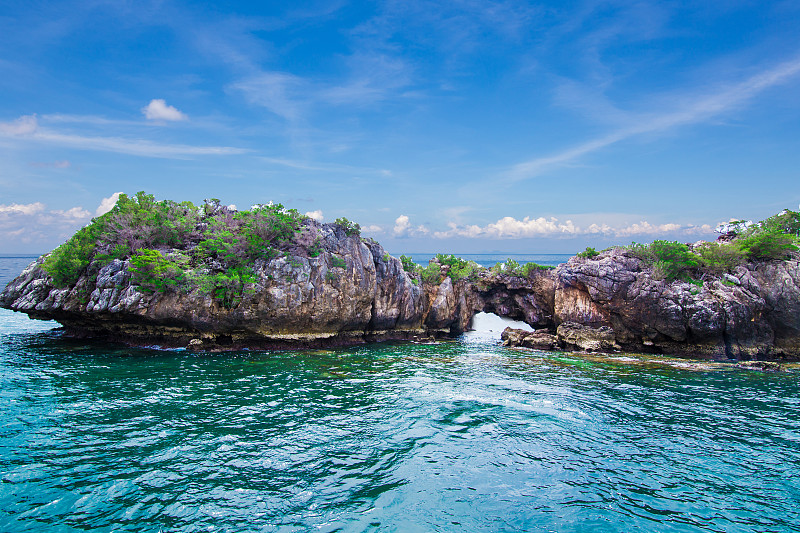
[1,0,799,254]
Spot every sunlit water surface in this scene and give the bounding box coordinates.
[1,257,799,532]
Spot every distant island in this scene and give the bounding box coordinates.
[2,192,799,360]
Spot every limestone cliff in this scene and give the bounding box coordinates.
[0,221,469,349]
[548,248,800,359]
[3,222,800,359]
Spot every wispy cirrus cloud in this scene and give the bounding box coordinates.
[41,113,143,126]
[0,114,38,136]
[29,159,71,168]
[197,7,417,140]
[353,0,540,65]
[507,55,800,181]
[232,72,305,122]
[259,156,392,176]
[0,114,247,158]
[230,53,415,125]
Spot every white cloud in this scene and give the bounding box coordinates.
[142,99,188,121]
[228,204,237,211]
[393,215,429,238]
[305,209,324,222]
[487,216,579,238]
[585,223,613,234]
[52,206,92,220]
[685,224,715,235]
[614,221,681,237]
[0,114,38,135]
[0,201,92,249]
[0,202,46,215]
[433,215,717,239]
[362,224,383,233]
[434,216,578,238]
[393,215,411,236]
[96,192,123,216]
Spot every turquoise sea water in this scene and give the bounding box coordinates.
[1,257,799,532]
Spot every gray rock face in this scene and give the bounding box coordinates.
[3,235,800,360]
[483,248,800,360]
[0,223,439,349]
[550,249,800,360]
[556,322,620,352]
[475,270,555,328]
[736,360,784,372]
[501,327,558,350]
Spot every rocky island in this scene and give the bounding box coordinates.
[2,193,800,361]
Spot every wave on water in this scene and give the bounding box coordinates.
[1,258,799,532]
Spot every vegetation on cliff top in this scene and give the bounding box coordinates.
[40,193,799,299]
[42,192,307,306]
[399,254,553,285]
[397,210,798,286]
[399,254,482,284]
[619,209,800,281]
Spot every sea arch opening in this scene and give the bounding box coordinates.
[462,311,533,343]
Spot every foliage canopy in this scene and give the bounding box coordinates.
[42,192,307,307]
[619,208,799,281]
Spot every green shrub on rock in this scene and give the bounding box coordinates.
[435,254,479,282]
[43,225,102,287]
[106,192,200,251]
[40,192,310,307]
[759,209,800,237]
[493,258,521,274]
[520,262,553,275]
[626,240,698,281]
[400,255,418,273]
[195,265,257,308]
[37,192,383,307]
[491,258,553,277]
[239,204,305,247]
[309,239,323,257]
[718,208,800,261]
[420,263,443,284]
[129,249,191,294]
[695,242,744,276]
[43,192,199,288]
[736,228,799,260]
[334,217,361,236]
